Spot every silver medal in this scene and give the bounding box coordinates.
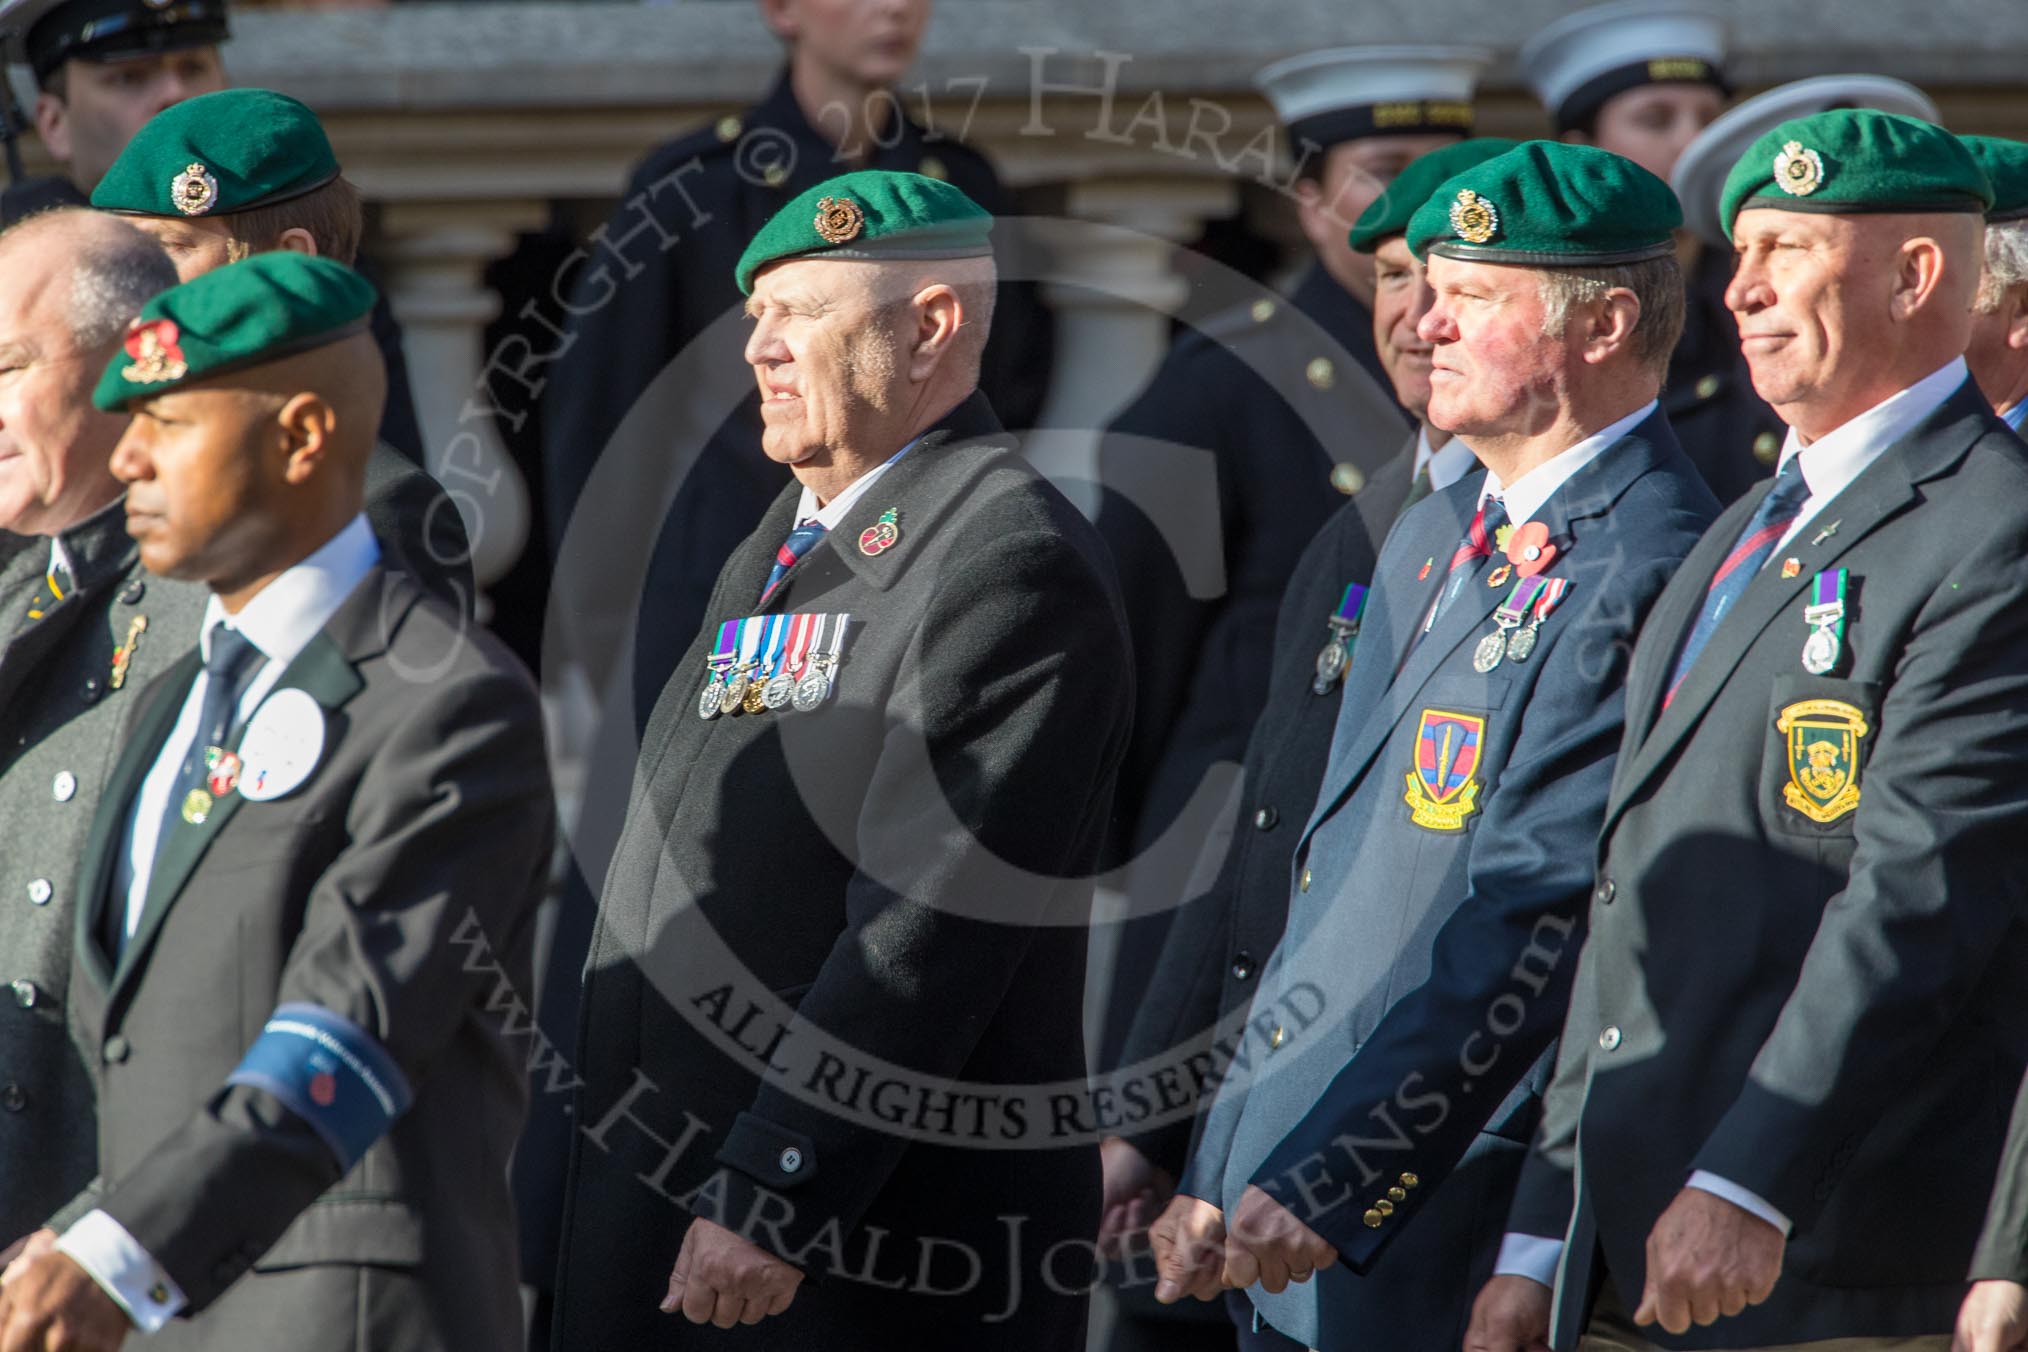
[698,677,725,720]
[792,669,833,712]
[1506,623,1539,663]
[1802,626,1839,676]
[1312,638,1348,695]
[1473,630,1508,673]
[762,673,796,710]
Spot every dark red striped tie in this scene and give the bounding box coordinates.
[761,520,827,605]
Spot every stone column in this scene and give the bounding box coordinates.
[376,200,549,595]
[1020,177,1238,508]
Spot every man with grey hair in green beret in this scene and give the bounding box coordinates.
[1472,109,2028,1351]
[549,169,1129,1349]
[0,251,551,1352]
[1960,135,2028,438]
[1144,140,1716,1352]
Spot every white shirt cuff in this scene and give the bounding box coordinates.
[1686,1170,1793,1237]
[1493,1231,1562,1287]
[56,1210,185,1334]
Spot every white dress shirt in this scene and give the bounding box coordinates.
[792,437,918,531]
[60,513,380,1332]
[1412,427,1479,494]
[2000,397,2026,434]
[1479,400,1657,524]
[1494,364,1970,1289]
[1767,357,1968,553]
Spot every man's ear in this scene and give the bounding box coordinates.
[273,228,319,257]
[907,283,962,382]
[1583,287,1642,366]
[2006,283,2028,352]
[33,89,70,166]
[1890,237,1948,323]
[756,0,798,42]
[276,391,337,484]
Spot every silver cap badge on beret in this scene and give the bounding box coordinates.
[1449,188,1499,243]
[1773,140,1825,197]
[171,162,219,216]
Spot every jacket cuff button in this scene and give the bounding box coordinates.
[778,1147,803,1174]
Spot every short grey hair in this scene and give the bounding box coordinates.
[1535,254,1685,377]
[68,226,180,351]
[1975,220,2028,313]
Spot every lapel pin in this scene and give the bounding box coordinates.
[1781,558,1802,579]
[858,507,901,557]
[1811,519,1841,547]
[1486,563,1513,589]
[1417,557,1433,581]
[109,614,149,690]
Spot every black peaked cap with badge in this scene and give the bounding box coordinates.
[1,0,227,88]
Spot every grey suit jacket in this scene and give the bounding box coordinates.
[0,506,205,1242]
[0,446,470,1247]
[66,568,552,1351]
[1179,413,1715,1351]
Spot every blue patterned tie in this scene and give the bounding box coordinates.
[1665,457,1811,704]
[761,520,827,605]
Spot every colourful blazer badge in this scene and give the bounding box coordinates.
[1405,709,1486,831]
[1776,698,1867,824]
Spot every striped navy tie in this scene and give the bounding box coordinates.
[761,520,827,605]
[1665,458,1811,704]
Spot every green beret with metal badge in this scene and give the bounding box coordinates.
[1406,140,1681,265]
[94,252,377,412]
[1350,137,1520,253]
[1959,135,2028,224]
[1719,109,1994,237]
[91,89,341,220]
[734,169,993,296]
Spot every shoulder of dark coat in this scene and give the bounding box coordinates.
[935,450,1123,594]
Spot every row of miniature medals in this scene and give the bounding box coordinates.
[700,613,849,719]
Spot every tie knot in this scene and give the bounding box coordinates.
[206,626,264,680]
[1765,458,1810,514]
[782,520,828,558]
[1480,496,1509,539]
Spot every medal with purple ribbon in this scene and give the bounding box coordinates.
[1474,575,1550,673]
[699,619,739,720]
[1506,576,1571,664]
[1313,582,1369,695]
[1801,568,1847,675]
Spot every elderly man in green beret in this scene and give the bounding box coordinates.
[1471,109,2028,1352]
[549,169,1129,1349]
[1143,140,1717,1352]
[1960,135,2028,438]
[0,252,551,1352]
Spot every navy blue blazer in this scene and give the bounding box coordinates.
[1179,409,1716,1350]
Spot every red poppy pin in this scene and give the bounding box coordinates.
[1505,521,1559,578]
[121,318,188,385]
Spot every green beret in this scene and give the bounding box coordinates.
[1719,109,1994,237]
[93,253,377,412]
[1406,141,1680,265]
[1960,135,2028,223]
[734,169,992,296]
[1349,137,1520,253]
[92,89,341,220]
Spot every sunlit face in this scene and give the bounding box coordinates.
[125,215,239,281]
[38,47,227,191]
[765,0,930,88]
[1301,134,1461,300]
[744,258,910,468]
[0,254,127,534]
[1419,254,1568,438]
[110,385,281,583]
[1725,209,1882,417]
[1574,83,1724,183]
[1372,236,1438,419]
[1965,276,2025,408]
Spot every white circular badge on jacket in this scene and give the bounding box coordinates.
[236,688,326,802]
